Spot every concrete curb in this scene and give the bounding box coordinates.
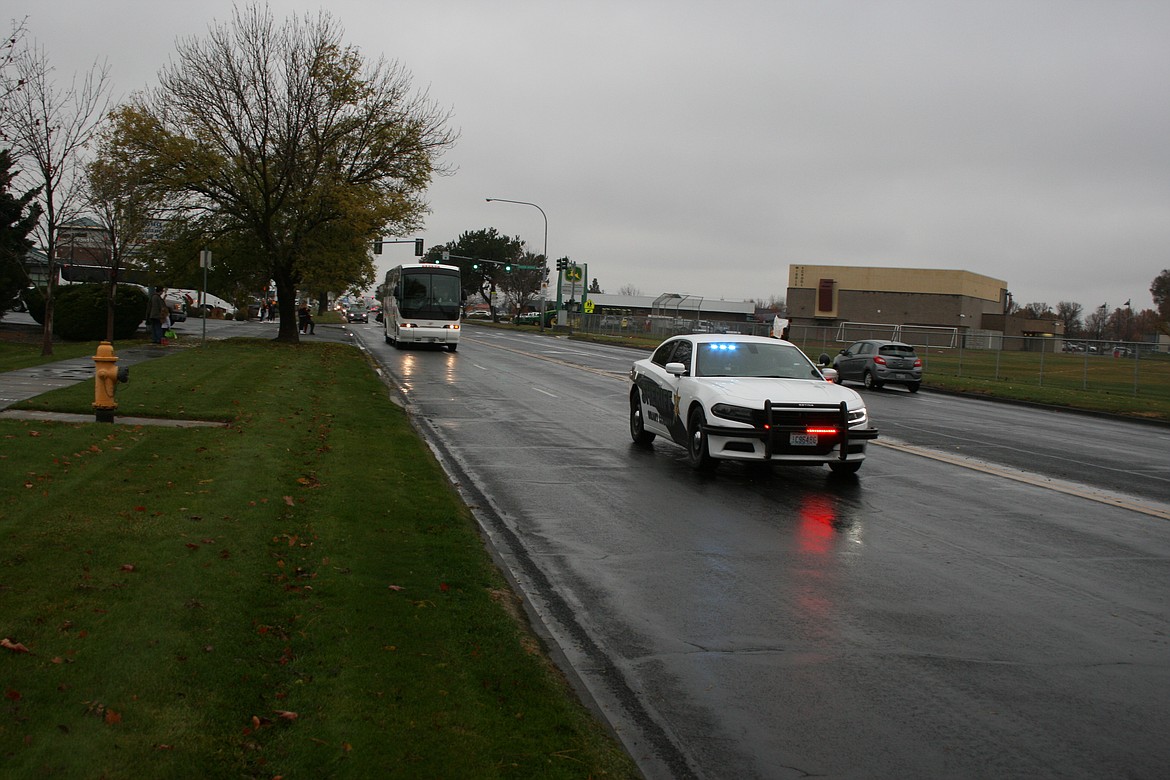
[0,409,229,427]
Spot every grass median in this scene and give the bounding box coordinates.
[0,338,639,778]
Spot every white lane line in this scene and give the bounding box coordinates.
[876,438,1170,521]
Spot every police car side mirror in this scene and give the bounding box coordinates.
[820,367,839,383]
[665,361,687,376]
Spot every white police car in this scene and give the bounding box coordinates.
[629,334,878,474]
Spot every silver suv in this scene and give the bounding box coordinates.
[833,339,922,392]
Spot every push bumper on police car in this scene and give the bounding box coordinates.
[699,399,879,465]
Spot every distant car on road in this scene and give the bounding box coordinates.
[629,334,878,474]
[833,339,922,392]
[345,307,368,323]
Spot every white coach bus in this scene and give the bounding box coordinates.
[381,263,462,352]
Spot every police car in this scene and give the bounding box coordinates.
[629,334,879,474]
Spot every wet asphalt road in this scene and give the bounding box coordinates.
[352,322,1170,779]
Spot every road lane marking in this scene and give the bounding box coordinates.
[462,335,628,380]
[876,438,1170,521]
[460,332,1169,519]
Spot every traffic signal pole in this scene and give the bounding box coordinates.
[372,238,424,256]
[555,258,566,327]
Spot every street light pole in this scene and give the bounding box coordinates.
[486,198,553,330]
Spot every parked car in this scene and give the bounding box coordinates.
[833,339,922,392]
[164,294,187,323]
[507,309,553,326]
[629,334,878,474]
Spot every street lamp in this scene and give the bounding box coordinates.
[486,198,554,329]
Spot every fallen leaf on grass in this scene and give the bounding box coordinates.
[5,689,20,701]
[275,710,298,721]
[104,709,122,725]
[283,496,294,506]
[2,638,31,653]
[387,584,405,591]
[120,564,136,572]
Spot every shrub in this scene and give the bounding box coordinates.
[53,283,148,341]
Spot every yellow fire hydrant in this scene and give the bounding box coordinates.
[93,341,123,423]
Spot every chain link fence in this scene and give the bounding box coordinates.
[781,323,1168,400]
[566,312,1167,399]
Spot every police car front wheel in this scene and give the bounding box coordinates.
[630,391,656,446]
[687,407,716,471]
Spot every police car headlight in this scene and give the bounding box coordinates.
[848,407,868,426]
[712,403,755,424]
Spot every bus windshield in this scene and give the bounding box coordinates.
[400,271,461,320]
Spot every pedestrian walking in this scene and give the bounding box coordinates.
[298,301,315,334]
[146,286,167,344]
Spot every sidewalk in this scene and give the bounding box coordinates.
[0,339,196,422]
[0,314,355,423]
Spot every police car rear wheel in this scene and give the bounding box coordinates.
[630,392,656,446]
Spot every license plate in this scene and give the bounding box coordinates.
[789,433,818,446]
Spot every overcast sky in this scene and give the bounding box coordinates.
[8,0,1169,313]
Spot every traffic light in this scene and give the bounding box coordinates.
[504,263,512,273]
[471,262,480,271]
[414,238,424,256]
[556,258,567,271]
[373,240,383,255]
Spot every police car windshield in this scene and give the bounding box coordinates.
[695,342,819,379]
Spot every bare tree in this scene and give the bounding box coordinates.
[1020,302,1051,319]
[618,284,643,297]
[0,17,28,115]
[1055,300,1083,337]
[751,294,785,311]
[1084,304,1109,341]
[4,42,110,354]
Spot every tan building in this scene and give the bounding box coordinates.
[786,264,1063,348]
